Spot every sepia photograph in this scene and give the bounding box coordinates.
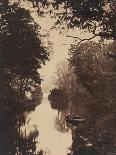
[0,0,116,155]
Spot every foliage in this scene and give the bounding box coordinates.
[48,87,68,110]
[3,1,115,40]
[52,60,78,112]
[54,0,116,39]
[26,0,116,40]
[2,1,115,41]
[28,0,49,7]
[69,41,116,154]
[0,3,49,109]
[53,61,71,93]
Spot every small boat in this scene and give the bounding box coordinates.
[66,114,85,125]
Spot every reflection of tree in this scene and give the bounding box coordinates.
[55,115,69,133]
[68,128,96,155]
[17,126,39,155]
[0,111,44,155]
[0,109,21,155]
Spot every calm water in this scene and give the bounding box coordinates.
[22,93,72,155]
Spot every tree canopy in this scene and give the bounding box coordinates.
[2,0,115,40]
[48,87,68,110]
[26,0,116,40]
[69,41,116,153]
[0,3,49,110]
[54,0,116,40]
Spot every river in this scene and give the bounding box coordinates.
[22,93,72,155]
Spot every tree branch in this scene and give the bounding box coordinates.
[67,34,99,46]
[67,35,82,40]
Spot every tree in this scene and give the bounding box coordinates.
[70,42,104,96]
[54,0,116,40]
[26,0,116,40]
[0,3,49,104]
[69,41,116,154]
[52,60,78,113]
[3,0,115,41]
[53,61,71,93]
[48,87,68,110]
[0,4,49,154]
[4,1,115,41]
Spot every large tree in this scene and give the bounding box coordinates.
[69,41,116,154]
[0,3,49,106]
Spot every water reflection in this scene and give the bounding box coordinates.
[0,93,85,155]
[55,116,68,133]
[0,109,44,155]
[25,93,72,155]
[18,125,39,155]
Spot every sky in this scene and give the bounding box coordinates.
[19,0,100,91]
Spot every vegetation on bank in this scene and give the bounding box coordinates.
[0,1,49,154]
[50,41,116,155]
[69,41,116,155]
[0,0,115,155]
[48,87,68,110]
[0,2,49,112]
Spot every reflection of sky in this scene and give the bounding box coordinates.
[26,93,72,155]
